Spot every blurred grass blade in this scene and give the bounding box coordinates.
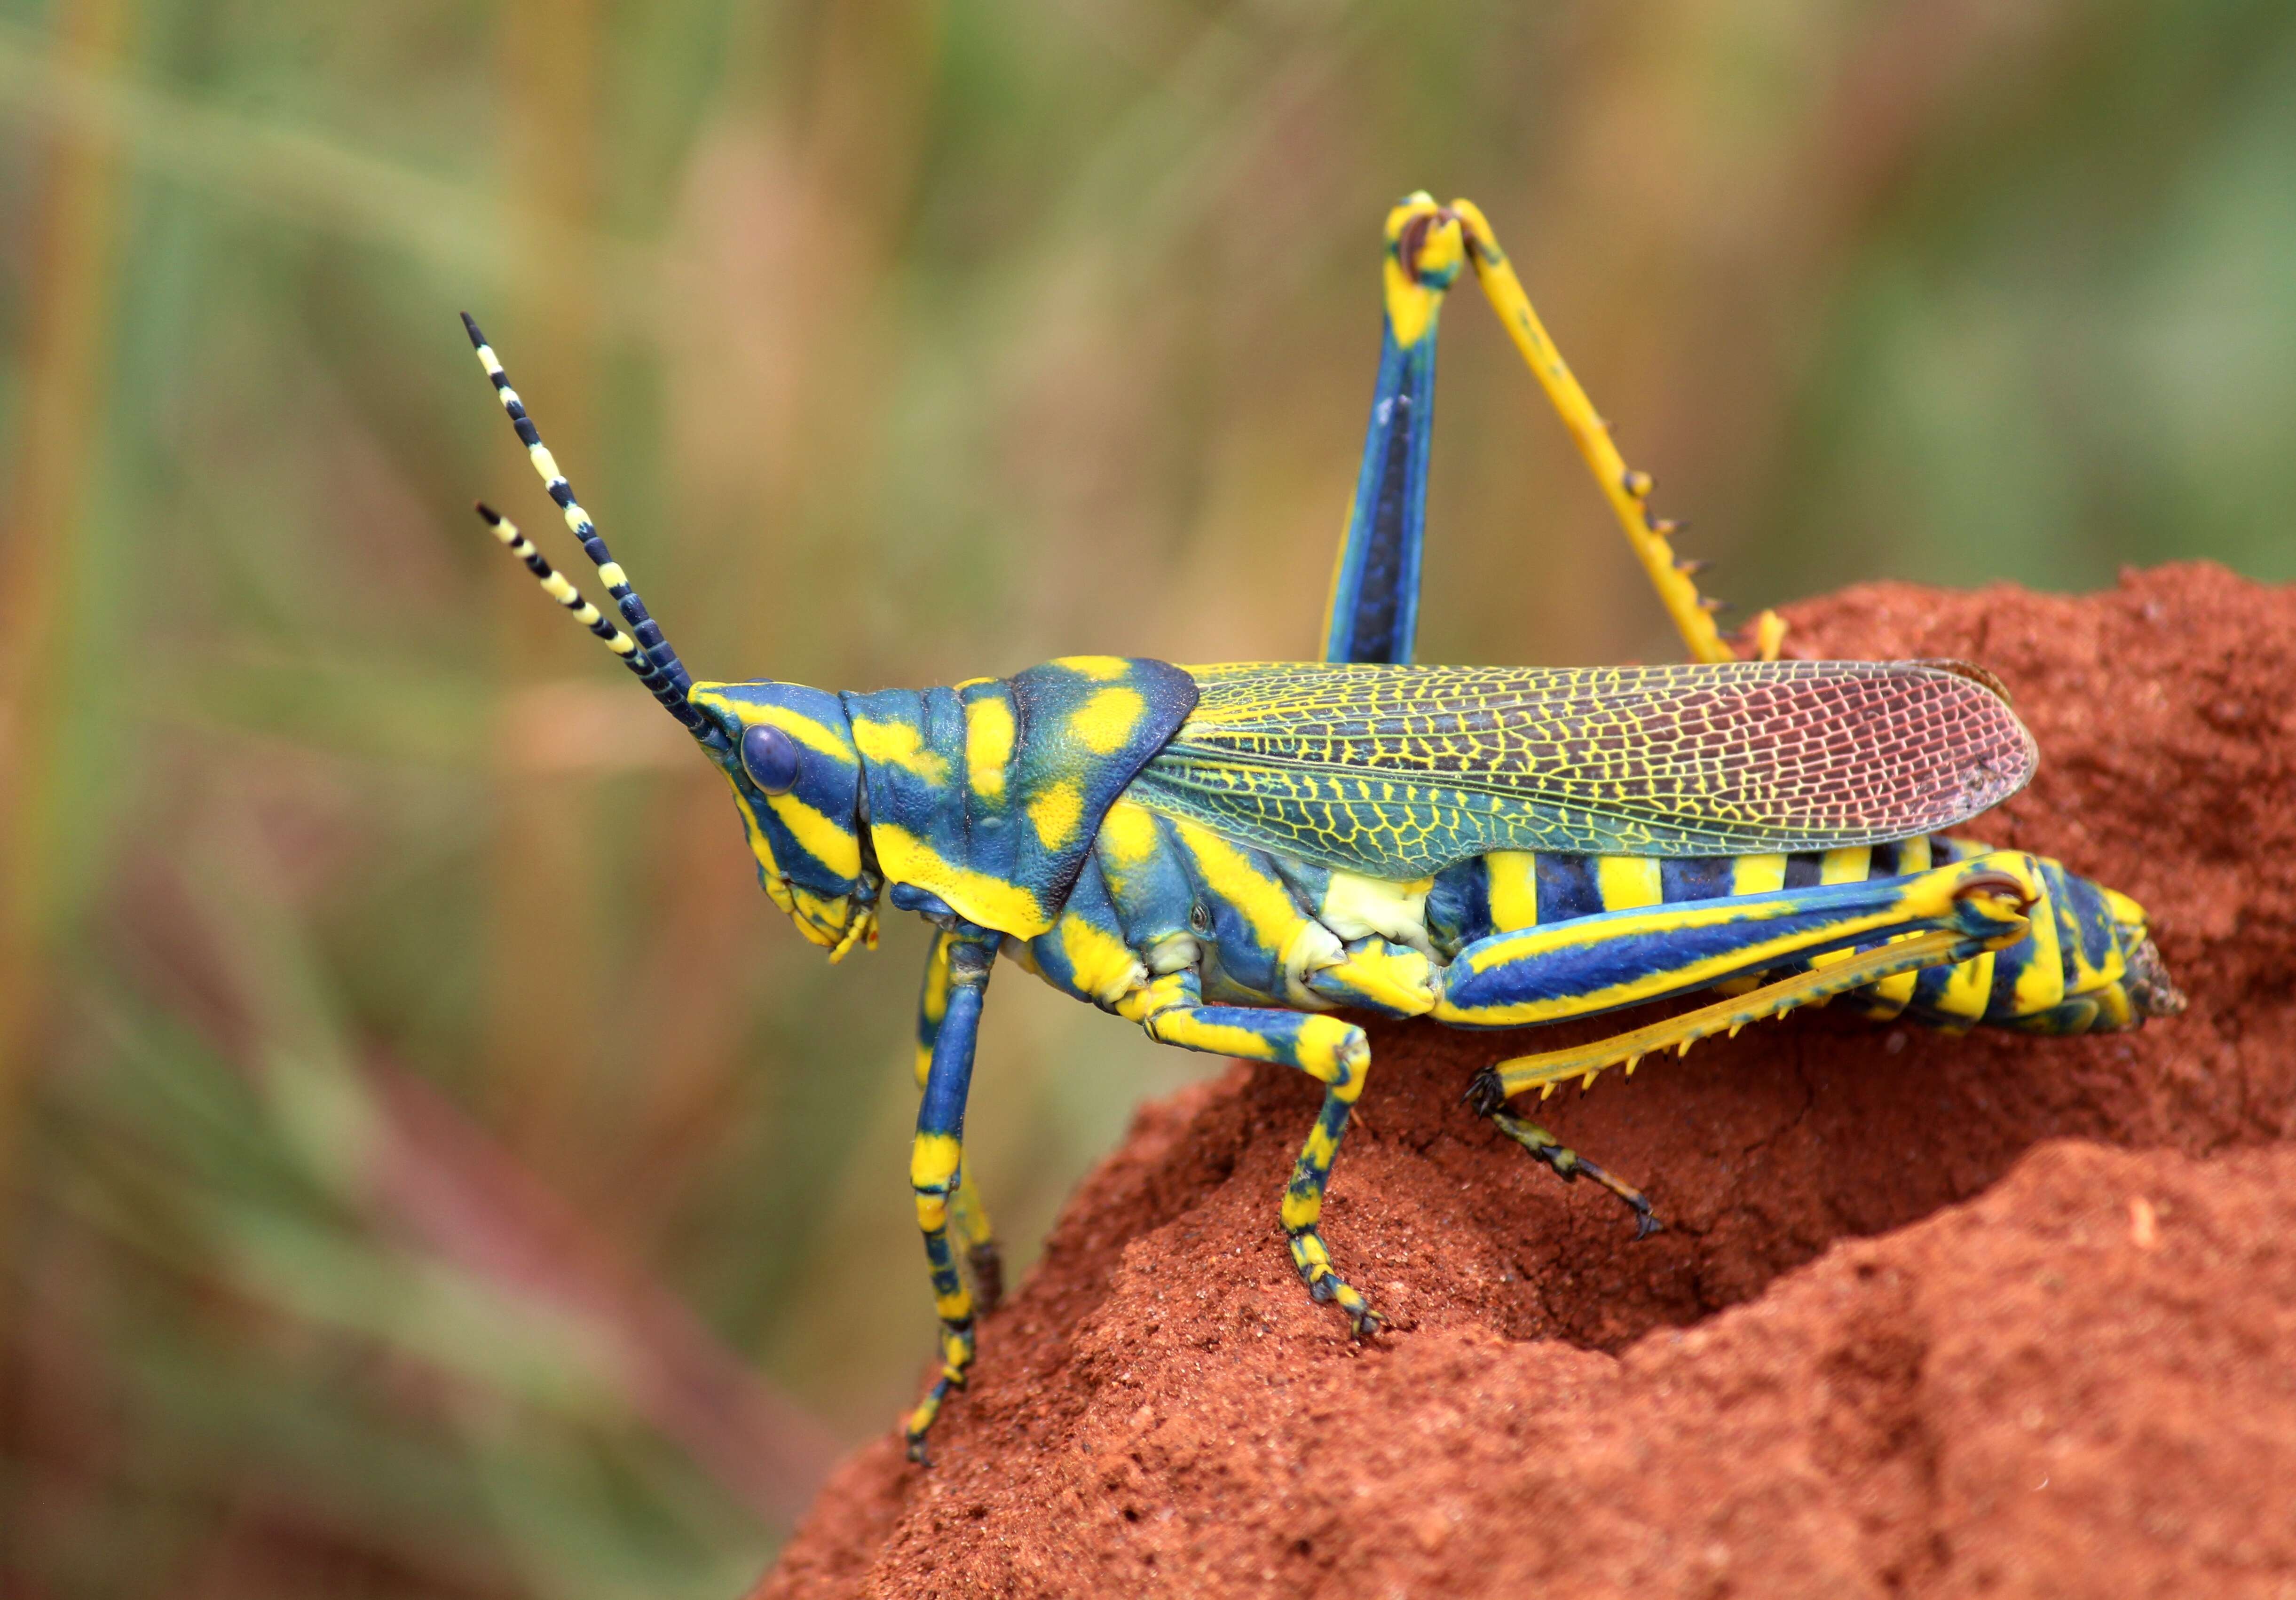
[0,0,128,1262]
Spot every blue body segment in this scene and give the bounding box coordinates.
[1535,855,1605,922]
[836,657,1197,936]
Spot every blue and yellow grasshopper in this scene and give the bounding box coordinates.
[462,194,2183,1462]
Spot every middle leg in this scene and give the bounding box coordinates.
[1120,971,1386,1335]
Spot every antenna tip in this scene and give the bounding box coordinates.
[474,501,503,525]
[460,311,486,347]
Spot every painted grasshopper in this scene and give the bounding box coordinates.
[463,194,2183,1462]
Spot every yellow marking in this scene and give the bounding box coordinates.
[718,771,864,887]
[1304,1122,1338,1170]
[1595,855,1664,911]
[911,1131,962,1192]
[952,676,994,691]
[1929,949,1994,1026]
[1864,969,1918,1019]
[1169,818,1309,962]
[688,688,856,762]
[1378,193,1463,347]
[1753,610,1789,661]
[1147,1011,1287,1062]
[596,560,625,589]
[852,717,952,784]
[1096,796,1162,867]
[913,1191,947,1231]
[917,933,952,1086]
[824,900,876,962]
[1320,870,1434,952]
[1895,836,1933,873]
[770,791,864,878]
[2010,883,2067,1015]
[1053,914,1148,1006]
[1052,654,1129,681]
[963,696,1015,801]
[475,345,504,375]
[1027,779,1084,849]
[1487,851,1540,932]
[528,443,561,481]
[1288,1214,1331,1253]
[1730,853,1787,896]
[608,635,638,656]
[871,821,1050,936]
[1820,847,1872,885]
[1114,970,1194,1025]
[1070,686,1146,755]
[541,571,578,604]
[1317,941,1437,1016]
[1382,257,1444,348]
[2103,887,2150,934]
[1299,1015,1365,1084]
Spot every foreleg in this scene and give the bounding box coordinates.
[911,929,1001,1311]
[902,925,1000,1463]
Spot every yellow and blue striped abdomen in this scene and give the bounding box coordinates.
[1418,835,2174,1037]
[1016,801,2175,1043]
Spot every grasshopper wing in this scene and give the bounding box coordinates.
[1130,660,2037,878]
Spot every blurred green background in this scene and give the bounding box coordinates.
[1,0,2291,1593]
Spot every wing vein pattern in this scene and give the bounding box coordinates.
[1131,661,2038,878]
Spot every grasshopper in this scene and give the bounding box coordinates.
[462,194,2183,1462]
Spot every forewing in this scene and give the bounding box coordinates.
[1130,660,2037,877]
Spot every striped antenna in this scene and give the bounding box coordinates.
[462,313,710,738]
[475,504,700,719]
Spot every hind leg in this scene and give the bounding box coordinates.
[1468,1084,1661,1239]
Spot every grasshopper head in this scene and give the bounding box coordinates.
[462,314,877,960]
[688,680,879,958]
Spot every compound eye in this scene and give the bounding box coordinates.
[739,723,802,795]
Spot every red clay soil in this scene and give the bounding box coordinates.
[758,565,2296,1600]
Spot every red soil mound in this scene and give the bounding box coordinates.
[759,565,2296,1599]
